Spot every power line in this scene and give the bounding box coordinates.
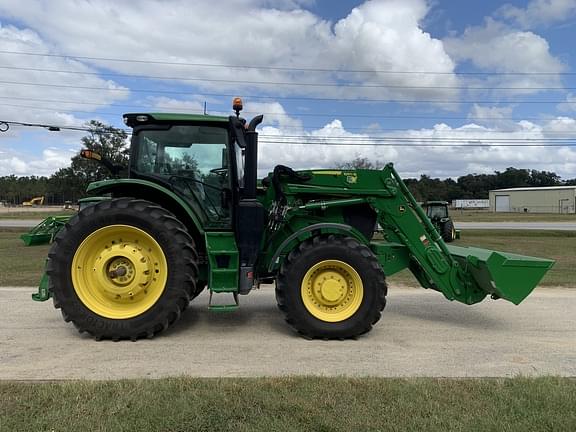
[0,80,573,104]
[2,95,573,124]
[0,65,572,91]
[0,95,564,121]
[0,49,572,76]
[2,119,575,146]
[2,102,576,138]
[259,141,576,148]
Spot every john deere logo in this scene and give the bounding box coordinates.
[344,172,357,184]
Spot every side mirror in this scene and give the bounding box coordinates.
[80,149,102,161]
[80,149,123,176]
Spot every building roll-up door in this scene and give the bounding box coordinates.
[495,195,510,212]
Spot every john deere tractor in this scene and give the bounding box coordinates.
[423,201,458,243]
[34,99,554,340]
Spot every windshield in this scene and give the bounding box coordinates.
[426,205,448,219]
[133,125,229,218]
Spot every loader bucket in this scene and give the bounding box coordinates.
[447,245,555,305]
[20,232,53,246]
[20,216,71,246]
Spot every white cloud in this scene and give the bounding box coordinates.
[443,18,565,96]
[468,104,517,129]
[0,130,80,176]
[253,103,576,180]
[0,23,129,124]
[497,0,576,29]
[558,93,576,112]
[146,97,206,114]
[0,0,459,105]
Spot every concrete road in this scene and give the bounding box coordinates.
[0,219,44,228]
[1,286,574,380]
[455,221,576,231]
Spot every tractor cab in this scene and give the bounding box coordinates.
[423,201,458,242]
[424,201,450,221]
[118,99,263,229]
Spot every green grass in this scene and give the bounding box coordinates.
[0,228,49,286]
[388,230,575,287]
[452,210,576,222]
[1,377,574,432]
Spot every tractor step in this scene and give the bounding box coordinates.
[208,290,239,312]
[205,232,239,293]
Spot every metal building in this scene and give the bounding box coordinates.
[489,186,576,214]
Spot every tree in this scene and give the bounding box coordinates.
[494,167,530,189]
[50,121,129,201]
[336,156,384,170]
[528,170,561,187]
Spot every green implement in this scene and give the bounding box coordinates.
[448,245,554,305]
[20,216,71,246]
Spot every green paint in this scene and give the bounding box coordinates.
[205,232,239,293]
[87,178,206,234]
[21,216,71,246]
[257,163,554,306]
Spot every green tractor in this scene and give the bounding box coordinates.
[423,201,458,243]
[35,99,554,340]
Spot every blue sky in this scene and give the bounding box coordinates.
[0,0,575,180]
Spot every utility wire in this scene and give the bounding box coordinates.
[2,102,576,138]
[0,95,566,122]
[2,120,575,146]
[0,49,572,76]
[0,65,572,91]
[0,80,572,104]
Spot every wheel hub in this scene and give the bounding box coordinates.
[301,260,364,322]
[94,244,153,299]
[316,272,346,303]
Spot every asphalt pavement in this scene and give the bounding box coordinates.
[1,285,574,380]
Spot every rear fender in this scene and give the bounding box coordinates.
[266,223,368,273]
[86,179,205,246]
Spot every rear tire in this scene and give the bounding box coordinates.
[47,198,198,340]
[276,235,387,339]
[441,220,456,243]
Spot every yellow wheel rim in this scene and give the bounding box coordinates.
[71,225,168,319]
[301,260,363,322]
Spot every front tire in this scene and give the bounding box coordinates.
[276,235,387,339]
[47,198,198,340]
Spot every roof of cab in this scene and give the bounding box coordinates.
[123,112,229,127]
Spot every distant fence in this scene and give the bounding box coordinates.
[452,199,490,209]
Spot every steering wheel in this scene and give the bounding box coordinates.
[209,167,228,176]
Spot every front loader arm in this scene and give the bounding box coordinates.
[373,164,553,305]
